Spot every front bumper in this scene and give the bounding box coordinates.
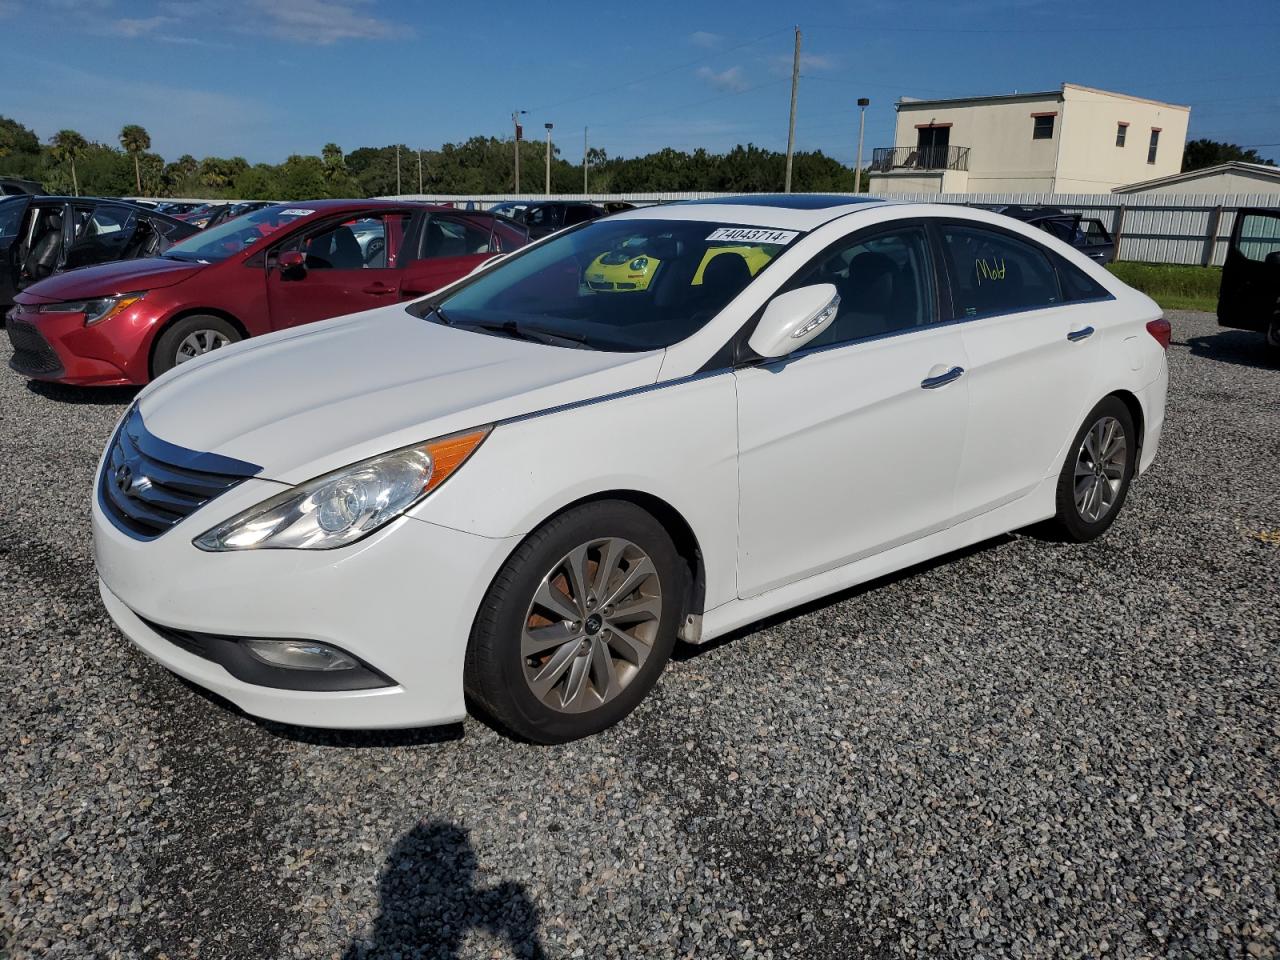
[6,303,148,386]
[93,479,520,729]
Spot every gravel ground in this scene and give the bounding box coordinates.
[2,309,1278,960]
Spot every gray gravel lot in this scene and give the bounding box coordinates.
[2,309,1278,959]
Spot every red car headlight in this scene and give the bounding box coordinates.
[39,291,147,326]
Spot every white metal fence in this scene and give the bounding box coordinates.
[382,191,1280,267]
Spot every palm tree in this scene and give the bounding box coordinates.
[50,129,88,197]
[321,142,345,182]
[119,124,151,194]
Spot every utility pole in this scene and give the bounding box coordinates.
[855,98,870,193]
[583,126,589,195]
[784,25,801,193]
[544,122,554,196]
[395,144,401,195]
[417,149,423,195]
[512,110,526,193]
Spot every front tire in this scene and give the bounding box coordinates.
[1048,396,1137,543]
[152,314,240,378]
[465,500,686,743]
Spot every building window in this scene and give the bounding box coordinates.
[1148,128,1161,164]
[1116,122,1128,147]
[1032,115,1055,140]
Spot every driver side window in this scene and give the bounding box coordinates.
[787,226,937,349]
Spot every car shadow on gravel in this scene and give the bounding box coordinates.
[25,380,140,405]
[343,821,548,960]
[674,533,1017,661]
[1183,330,1280,371]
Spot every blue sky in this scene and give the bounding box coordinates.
[1,0,1277,167]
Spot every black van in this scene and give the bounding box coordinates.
[1218,208,1280,350]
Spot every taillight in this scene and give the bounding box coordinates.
[1146,317,1171,350]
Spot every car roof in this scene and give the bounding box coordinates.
[614,194,888,231]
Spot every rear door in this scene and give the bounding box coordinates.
[939,221,1101,520]
[0,196,30,307]
[1218,209,1280,332]
[64,202,139,270]
[399,213,497,297]
[265,211,412,330]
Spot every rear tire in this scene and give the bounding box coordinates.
[152,314,240,378]
[1047,396,1137,543]
[465,500,686,743]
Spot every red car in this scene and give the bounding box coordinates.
[6,200,529,386]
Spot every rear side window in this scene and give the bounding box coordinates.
[940,224,1061,318]
[1055,256,1111,301]
[564,205,599,226]
[416,215,492,260]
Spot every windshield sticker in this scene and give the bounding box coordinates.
[705,227,799,245]
[280,208,315,217]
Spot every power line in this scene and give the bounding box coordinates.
[807,20,1280,35]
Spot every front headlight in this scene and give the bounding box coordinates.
[194,427,491,551]
[40,291,147,326]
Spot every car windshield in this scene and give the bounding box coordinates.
[428,218,796,351]
[162,205,315,262]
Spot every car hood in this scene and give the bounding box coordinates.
[138,305,665,484]
[15,257,206,304]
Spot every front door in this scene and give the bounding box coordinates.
[937,221,1100,519]
[0,196,30,307]
[1218,209,1280,333]
[266,212,410,330]
[734,223,969,598]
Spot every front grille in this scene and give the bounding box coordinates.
[99,409,260,540]
[7,317,64,377]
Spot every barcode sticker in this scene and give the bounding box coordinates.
[705,227,799,245]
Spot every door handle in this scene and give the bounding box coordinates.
[362,283,396,295]
[1067,326,1095,342]
[920,366,965,389]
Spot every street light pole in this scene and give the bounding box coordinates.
[583,126,589,195]
[784,25,801,193]
[395,144,401,195]
[417,149,423,195]
[544,122,553,196]
[512,110,526,193]
[855,97,870,193]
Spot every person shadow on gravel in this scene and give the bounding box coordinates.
[343,821,548,960]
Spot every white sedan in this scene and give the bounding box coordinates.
[92,195,1169,742]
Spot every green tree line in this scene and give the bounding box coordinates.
[1,115,863,199]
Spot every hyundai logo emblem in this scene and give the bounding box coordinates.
[114,459,149,498]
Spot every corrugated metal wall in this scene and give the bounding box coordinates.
[382,191,1280,267]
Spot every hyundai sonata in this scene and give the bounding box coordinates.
[92,195,1169,743]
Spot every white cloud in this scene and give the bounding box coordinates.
[244,0,405,44]
[109,16,172,37]
[688,30,722,48]
[696,65,749,93]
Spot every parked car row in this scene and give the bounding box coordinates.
[7,200,529,383]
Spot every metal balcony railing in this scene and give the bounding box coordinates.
[871,145,971,173]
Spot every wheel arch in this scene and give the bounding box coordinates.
[1105,388,1145,464]
[147,307,248,380]
[506,488,708,643]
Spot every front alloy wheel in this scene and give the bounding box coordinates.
[466,500,685,743]
[521,537,663,713]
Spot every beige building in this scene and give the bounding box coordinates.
[868,83,1190,195]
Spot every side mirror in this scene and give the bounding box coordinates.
[277,249,306,279]
[748,283,840,359]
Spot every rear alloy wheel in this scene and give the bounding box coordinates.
[1049,396,1137,542]
[152,314,241,377]
[466,501,685,743]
